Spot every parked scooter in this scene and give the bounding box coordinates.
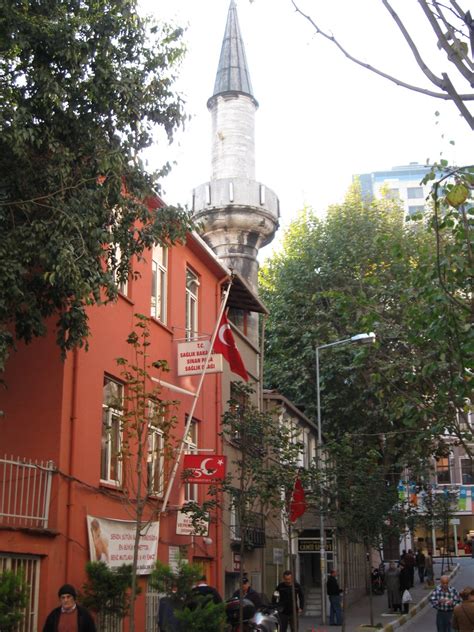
[225,597,280,631]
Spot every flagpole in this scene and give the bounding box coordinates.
[160,278,234,515]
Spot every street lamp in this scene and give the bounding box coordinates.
[316,332,376,625]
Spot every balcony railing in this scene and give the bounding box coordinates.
[0,455,55,529]
[230,510,266,548]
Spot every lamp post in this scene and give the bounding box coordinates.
[316,332,375,625]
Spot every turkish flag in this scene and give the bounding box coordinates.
[212,312,248,381]
[289,478,307,523]
[183,454,227,484]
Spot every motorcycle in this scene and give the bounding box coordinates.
[225,597,280,631]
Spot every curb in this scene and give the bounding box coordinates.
[381,564,460,632]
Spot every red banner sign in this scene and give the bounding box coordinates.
[183,454,226,483]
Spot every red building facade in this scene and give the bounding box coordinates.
[0,227,234,631]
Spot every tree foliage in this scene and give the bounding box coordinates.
[150,560,226,632]
[291,0,474,129]
[80,561,134,622]
[0,0,194,370]
[260,183,470,468]
[0,569,29,632]
[114,314,179,632]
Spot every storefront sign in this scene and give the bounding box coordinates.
[86,515,158,575]
[273,548,284,564]
[176,510,209,536]
[298,539,333,553]
[177,341,223,376]
[183,454,226,483]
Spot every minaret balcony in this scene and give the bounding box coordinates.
[192,177,280,247]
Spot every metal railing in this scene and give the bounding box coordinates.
[0,455,55,529]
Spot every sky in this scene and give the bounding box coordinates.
[138,0,473,259]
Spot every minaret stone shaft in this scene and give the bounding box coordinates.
[192,0,279,295]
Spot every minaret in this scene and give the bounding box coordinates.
[192,0,279,296]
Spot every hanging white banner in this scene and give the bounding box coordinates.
[86,515,159,575]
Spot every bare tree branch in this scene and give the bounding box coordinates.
[290,0,474,129]
[418,0,474,83]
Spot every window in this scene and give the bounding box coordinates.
[228,308,248,336]
[185,268,199,341]
[101,377,123,485]
[435,457,451,484]
[385,188,399,199]
[408,205,424,216]
[151,245,167,323]
[111,244,129,295]
[184,419,198,502]
[461,459,474,485]
[407,186,424,199]
[147,401,164,496]
[0,554,40,632]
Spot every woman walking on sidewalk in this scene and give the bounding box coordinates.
[385,562,401,613]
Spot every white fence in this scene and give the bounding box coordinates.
[0,455,55,528]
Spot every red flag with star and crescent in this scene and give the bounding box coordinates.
[212,312,249,381]
[289,477,307,523]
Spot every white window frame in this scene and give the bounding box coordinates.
[407,186,424,199]
[435,456,451,485]
[460,458,474,485]
[185,268,199,341]
[101,377,123,486]
[151,245,167,323]
[114,244,129,296]
[147,400,165,497]
[184,420,198,502]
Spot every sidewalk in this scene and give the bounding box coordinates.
[298,563,459,632]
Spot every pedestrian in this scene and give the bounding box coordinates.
[425,550,435,587]
[415,549,426,583]
[398,562,412,614]
[272,570,304,632]
[405,549,416,588]
[452,587,474,632]
[385,561,401,613]
[42,584,96,632]
[327,569,343,626]
[192,575,222,604]
[232,577,262,609]
[429,575,461,632]
[157,593,182,632]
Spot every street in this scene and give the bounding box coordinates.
[401,557,474,631]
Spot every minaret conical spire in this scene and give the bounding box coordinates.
[210,0,257,106]
[192,0,279,323]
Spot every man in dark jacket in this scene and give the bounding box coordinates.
[192,575,222,604]
[327,569,343,626]
[232,577,262,609]
[272,570,304,632]
[42,584,96,632]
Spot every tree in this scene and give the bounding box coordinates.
[0,0,194,371]
[81,561,134,629]
[182,383,306,629]
[260,185,463,463]
[311,437,407,627]
[290,1,474,129]
[0,569,29,632]
[112,314,179,632]
[150,560,227,632]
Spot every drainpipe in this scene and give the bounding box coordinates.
[65,347,80,580]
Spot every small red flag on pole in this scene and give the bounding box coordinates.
[289,477,307,523]
[212,311,248,381]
